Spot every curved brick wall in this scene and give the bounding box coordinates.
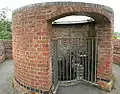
[12,2,114,93]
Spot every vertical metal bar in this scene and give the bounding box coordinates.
[76,38,79,80]
[59,40,61,81]
[87,39,90,81]
[76,38,78,80]
[70,38,72,80]
[82,38,85,79]
[73,38,75,80]
[65,52,67,80]
[79,38,81,80]
[63,56,64,81]
[83,38,85,80]
[94,38,97,83]
[67,52,68,80]
[91,39,93,82]
[84,38,87,80]
[81,39,83,80]
[52,39,58,88]
[60,59,62,81]
[56,40,58,82]
[75,38,78,79]
[58,60,60,80]
[62,38,64,81]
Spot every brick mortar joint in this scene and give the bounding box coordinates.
[13,78,53,94]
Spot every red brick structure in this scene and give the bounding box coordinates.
[0,40,12,64]
[113,39,120,65]
[12,2,114,94]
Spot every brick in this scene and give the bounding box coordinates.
[37,39,48,43]
[42,52,49,56]
[34,44,39,48]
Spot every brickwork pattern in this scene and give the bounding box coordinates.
[0,41,5,64]
[12,2,114,93]
[113,39,120,65]
[2,40,12,59]
[0,40,12,64]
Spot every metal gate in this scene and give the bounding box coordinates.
[52,37,98,89]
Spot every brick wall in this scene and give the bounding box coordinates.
[2,40,12,59]
[113,39,120,65]
[0,41,5,64]
[12,2,114,93]
[0,40,12,64]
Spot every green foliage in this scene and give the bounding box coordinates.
[113,32,120,39]
[0,8,11,39]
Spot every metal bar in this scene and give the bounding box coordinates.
[52,40,58,88]
[77,38,79,80]
[60,59,62,81]
[63,56,64,81]
[59,40,61,81]
[91,39,93,82]
[81,45,83,80]
[75,38,77,80]
[65,53,67,80]
[56,40,58,82]
[58,60,60,80]
[73,39,75,80]
[83,38,85,80]
[94,38,97,83]
[75,38,78,79]
[70,38,72,81]
[79,38,81,80]
[88,39,90,81]
[61,40,64,81]
[82,79,99,86]
[84,39,87,80]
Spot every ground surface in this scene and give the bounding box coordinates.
[0,60,120,94]
[0,60,13,94]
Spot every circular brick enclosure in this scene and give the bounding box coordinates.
[12,2,114,93]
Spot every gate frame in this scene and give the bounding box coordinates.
[52,36,98,90]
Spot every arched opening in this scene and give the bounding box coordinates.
[51,15,98,89]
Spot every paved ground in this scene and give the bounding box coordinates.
[0,60,13,94]
[0,60,120,94]
[57,64,120,94]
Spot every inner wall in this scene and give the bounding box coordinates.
[52,22,89,38]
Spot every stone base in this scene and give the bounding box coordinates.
[97,77,115,92]
[12,78,53,94]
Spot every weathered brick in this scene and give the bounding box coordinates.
[12,2,114,93]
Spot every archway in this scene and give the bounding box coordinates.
[51,15,97,88]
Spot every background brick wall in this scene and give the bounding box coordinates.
[0,40,5,64]
[2,40,12,59]
[0,40,12,63]
[113,39,120,65]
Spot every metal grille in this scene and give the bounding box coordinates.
[52,37,98,89]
